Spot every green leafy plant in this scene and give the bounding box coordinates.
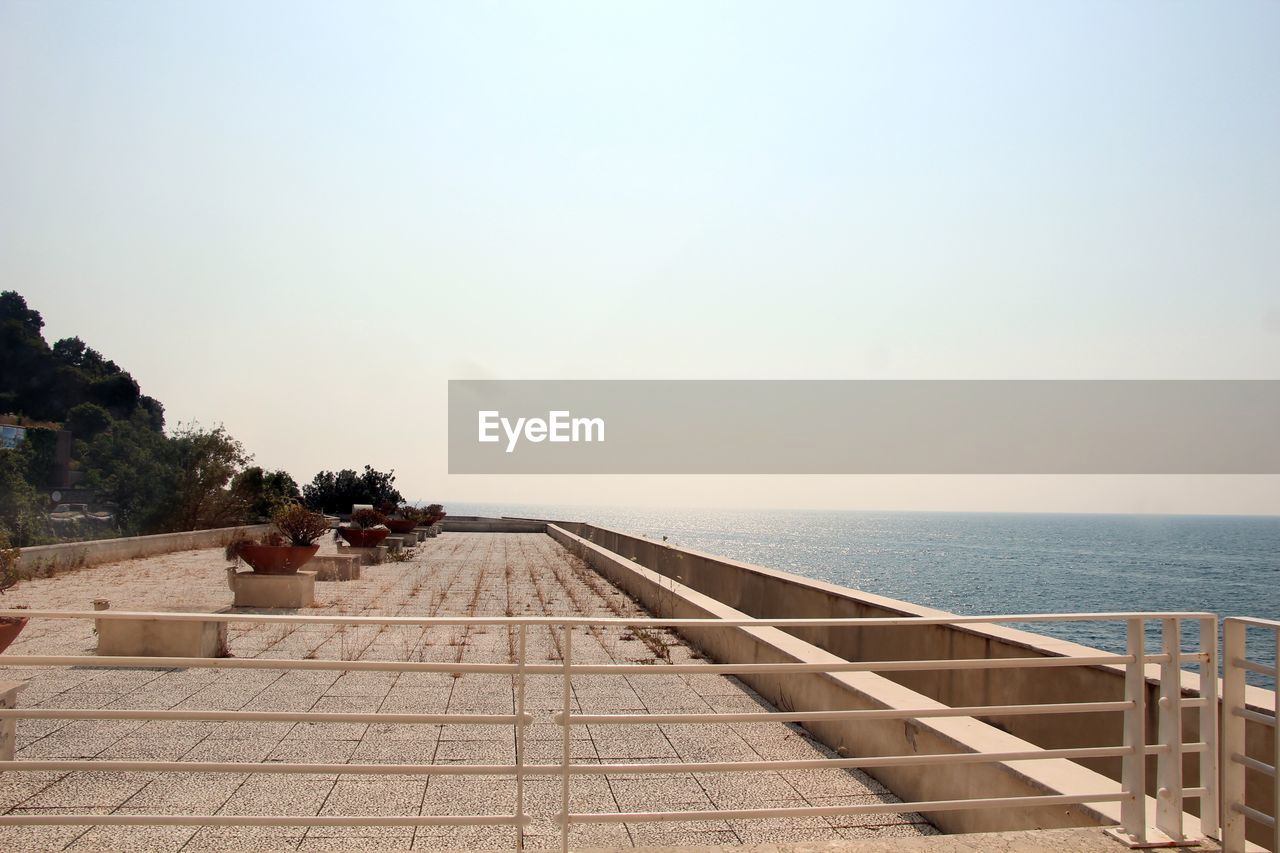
[271,503,330,546]
[0,531,20,594]
[389,504,422,524]
[224,529,286,564]
[424,504,446,525]
[350,508,387,529]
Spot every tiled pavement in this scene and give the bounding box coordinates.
[0,533,936,850]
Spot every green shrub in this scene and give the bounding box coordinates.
[272,503,329,546]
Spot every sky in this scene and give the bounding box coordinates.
[2,1,1278,515]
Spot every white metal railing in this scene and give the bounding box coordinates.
[1223,616,1280,852]
[0,609,1221,850]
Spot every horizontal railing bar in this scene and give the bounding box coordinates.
[1230,753,1276,777]
[0,745,1141,777]
[1233,803,1278,828]
[1231,658,1279,678]
[0,654,524,674]
[564,792,1124,824]
[1232,707,1277,728]
[0,759,528,776]
[0,708,529,725]
[1145,743,1210,756]
[564,701,1134,725]
[0,653,1133,676]
[0,609,1214,628]
[0,814,526,827]
[549,746,1134,774]
[554,655,1131,675]
[1224,617,1280,631]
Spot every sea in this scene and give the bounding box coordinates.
[450,502,1280,682]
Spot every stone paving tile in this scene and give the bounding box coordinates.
[65,824,199,850]
[0,770,62,811]
[0,807,112,849]
[0,532,931,849]
[20,771,152,809]
[182,825,305,851]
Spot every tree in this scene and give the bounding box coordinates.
[82,413,178,535]
[165,424,251,531]
[0,450,47,546]
[0,292,161,428]
[302,465,403,514]
[230,466,301,521]
[66,402,112,440]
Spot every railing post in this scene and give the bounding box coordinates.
[1120,617,1149,844]
[0,682,25,764]
[1221,619,1246,851]
[1156,618,1184,841]
[1273,627,1279,853]
[559,624,573,853]
[514,624,527,851]
[1197,615,1219,840]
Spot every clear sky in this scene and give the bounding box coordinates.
[2,1,1278,514]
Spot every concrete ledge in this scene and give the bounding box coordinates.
[552,521,1263,838]
[229,570,316,609]
[311,555,361,582]
[567,826,1220,852]
[96,615,228,658]
[337,545,387,565]
[383,534,418,552]
[16,524,272,578]
[549,523,1202,839]
[443,519,544,533]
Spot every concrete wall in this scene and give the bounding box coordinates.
[554,521,1272,843]
[442,518,547,533]
[548,523,1193,837]
[15,525,271,578]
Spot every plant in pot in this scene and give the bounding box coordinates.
[226,504,329,575]
[337,508,390,548]
[0,532,29,654]
[384,504,422,534]
[424,504,447,526]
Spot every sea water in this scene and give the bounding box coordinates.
[452,503,1280,679]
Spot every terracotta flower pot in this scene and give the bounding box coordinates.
[337,527,389,548]
[0,617,29,654]
[239,544,319,575]
[385,519,418,534]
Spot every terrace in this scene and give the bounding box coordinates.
[0,520,1273,852]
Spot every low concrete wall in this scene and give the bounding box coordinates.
[15,525,272,578]
[554,521,1271,842]
[549,524,1192,837]
[443,518,547,533]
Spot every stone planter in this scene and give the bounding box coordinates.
[337,527,389,548]
[0,617,28,654]
[96,614,228,658]
[229,569,317,608]
[385,518,417,534]
[311,555,361,582]
[239,544,319,575]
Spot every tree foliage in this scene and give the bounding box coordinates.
[230,466,302,521]
[0,450,47,546]
[303,466,403,515]
[1,291,421,544]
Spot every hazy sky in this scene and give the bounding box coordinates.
[2,2,1278,514]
